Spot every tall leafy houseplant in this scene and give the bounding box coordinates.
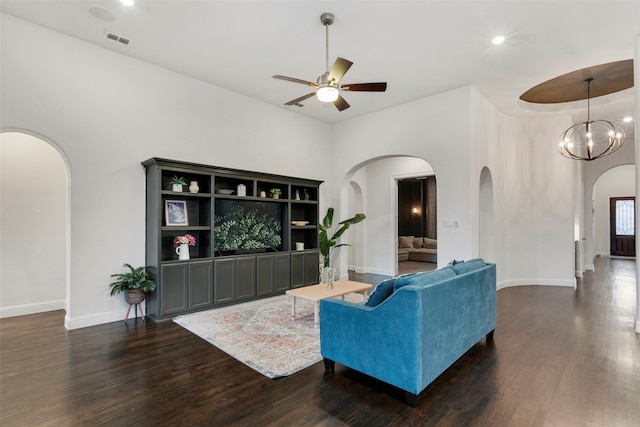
[319,207,366,268]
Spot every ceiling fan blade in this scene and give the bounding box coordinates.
[328,57,353,83]
[334,95,350,111]
[340,82,387,92]
[273,75,318,88]
[284,92,317,106]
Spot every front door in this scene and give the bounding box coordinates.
[610,197,635,257]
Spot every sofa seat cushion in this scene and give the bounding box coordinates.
[365,279,395,307]
[393,267,457,291]
[451,258,487,275]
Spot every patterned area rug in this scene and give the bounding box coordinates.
[173,293,365,378]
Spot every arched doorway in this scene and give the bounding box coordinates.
[340,155,435,279]
[0,131,69,318]
[592,165,635,258]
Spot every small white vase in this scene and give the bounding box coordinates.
[172,184,183,192]
[176,243,190,260]
[189,181,199,193]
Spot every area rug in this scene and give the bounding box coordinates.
[173,293,365,378]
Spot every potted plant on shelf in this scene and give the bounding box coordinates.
[319,207,366,288]
[270,188,282,199]
[109,263,156,307]
[169,175,186,192]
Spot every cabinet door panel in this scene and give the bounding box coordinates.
[256,255,274,297]
[214,258,235,304]
[236,257,256,301]
[290,252,305,288]
[161,264,188,315]
[274,253,291,292]
[189,261,213,309]
[304,251,320,286]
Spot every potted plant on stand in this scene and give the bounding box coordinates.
[109,263,157,322]
[319,207,366,288]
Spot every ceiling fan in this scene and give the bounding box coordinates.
[273,13,387,111]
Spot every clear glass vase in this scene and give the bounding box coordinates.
[320,266,335,289]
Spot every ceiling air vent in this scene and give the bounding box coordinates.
[105,31,131,46]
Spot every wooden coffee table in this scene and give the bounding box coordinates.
[286,280,373,325]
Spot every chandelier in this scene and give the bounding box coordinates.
[557,78,625,161]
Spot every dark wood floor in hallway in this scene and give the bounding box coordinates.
[1,257,638,426]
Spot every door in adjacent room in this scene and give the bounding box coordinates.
[610,197,635,257]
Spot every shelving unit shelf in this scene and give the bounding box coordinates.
[143,157,322,321]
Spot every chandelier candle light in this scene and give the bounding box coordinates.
[557,78,625,161]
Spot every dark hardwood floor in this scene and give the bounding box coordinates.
[2,257,638,426]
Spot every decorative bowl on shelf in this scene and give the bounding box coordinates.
[217,189,234,195]
[291,220,309,226]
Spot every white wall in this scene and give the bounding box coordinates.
[0,14,331,329]
[581,98,636,270]
[592,165,635,256]
[0,132,67,316]
[332,87,474,277]
[472,89,577,288]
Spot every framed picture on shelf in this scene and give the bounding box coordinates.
[165,200,188,226]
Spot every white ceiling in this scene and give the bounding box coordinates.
[1,0,639,132]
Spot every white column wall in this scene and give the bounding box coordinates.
[635,35,640,334]
[0,14,331,329]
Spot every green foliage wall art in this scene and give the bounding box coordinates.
[214,202,282,251]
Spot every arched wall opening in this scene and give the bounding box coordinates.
[0,131,70,319]
[591,165,635,258]
[479,167,495,263]
[338,155,435,279]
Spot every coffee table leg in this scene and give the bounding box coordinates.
[314,301,319,325]
[291,296,296,319]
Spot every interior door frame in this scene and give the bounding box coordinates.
[610,196,635,257]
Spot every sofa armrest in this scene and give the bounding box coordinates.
[319,289,423,394]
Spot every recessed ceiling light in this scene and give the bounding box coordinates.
[120,0,134,6]
[492,36,506,45]
[623,116,633,122]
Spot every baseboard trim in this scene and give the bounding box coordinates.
[363,266,395,277]
[584,264,595,271]
[497,278,576,291]
[64,303,146,330]
[0,299,66,318]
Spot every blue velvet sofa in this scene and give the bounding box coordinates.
[319,259,496,406]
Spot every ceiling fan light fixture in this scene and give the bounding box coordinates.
[316,86,339,102]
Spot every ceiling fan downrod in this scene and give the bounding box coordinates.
[320,13,334,75]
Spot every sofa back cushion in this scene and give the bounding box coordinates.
[423,237,437,249]
[450,258,487,275]
[365,279,395,307]
[393,267,457,292]
[398,236,414,248]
